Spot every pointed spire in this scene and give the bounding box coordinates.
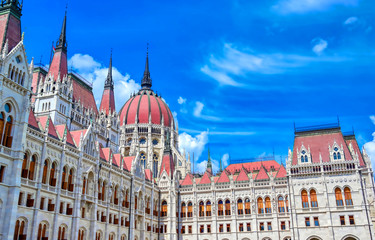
[56,9,67,52]
[104,49,113,90]
[207,148,212,172]
[219,156,223,172]
[141,43,152,89]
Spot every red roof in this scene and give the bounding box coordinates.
[37,116,59,139]
[119,89,173,127]
[55,124,76,147]
[199,171,212,184]
[145,169,153,181]
[345,137,365,166]
[48,50,68,81]
[70,129,87,148]
[113,153,121,167]
[275,165,287,178]
[72,79,98,114]
[235,168,249,182]
[180,173,194,186]
[123,156,136,171]
[225,160,280,174]
[160,153,175,178]
[0,13,21,53]
[216,170,230,183]
[99,88,116,115]
[28,110,40,131]
[102,147,112,163]
[292,130,354,166]
[255,167,269,180]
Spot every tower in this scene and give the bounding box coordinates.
[0,0,22,52]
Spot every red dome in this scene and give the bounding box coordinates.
[119,89,174,127]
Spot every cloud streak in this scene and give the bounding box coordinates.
[273,0,359,14]
[312,38,328,55]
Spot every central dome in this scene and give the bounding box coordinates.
[119,89,174,127]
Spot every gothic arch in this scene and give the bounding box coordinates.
[307,236,323,240]
[341,235,359,240]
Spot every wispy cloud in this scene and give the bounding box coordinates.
[344,16,358,25]
[193,101,221,121]
[178,131,209,162]
[364,116,375,171]
[180,128,255,136]
[312,38,328,55]
[178,96,187,104]
[273,0,359,14]
[69,54,140,109]
[201,43,347,87]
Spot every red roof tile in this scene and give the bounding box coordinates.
[123,156,136,171]
[102,148,112,163]
[72,79,98,114]
[99,88,116,115]
[37,116,59,139]
[235,168,249,182]
[345,137,365,166]
[112,153,122,167]
[292,130,353,166]
[70,129,87,148]
[199,171,212,184]
[160,154,175,178]
[145,169,153,181]
[255,167,269,180]
[217,170,230,183]
[225,160,280,174]
[48,51,68,81]
[275,165,287,178]
[28,110,40,131]
[180,173,194,186]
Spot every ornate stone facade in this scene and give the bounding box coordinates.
[0,1,374,240]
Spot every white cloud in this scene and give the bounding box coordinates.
[344,16,358,25]
[193,101,204,117]
[178,131,209,163]
[273,0,359,14]
[364,116,375,172]
[68,53,140,110]
[312,38,328,55]
[178,96,187,104]
[370,115,375,125]
[195,153,230,174]
[201,43,346,87]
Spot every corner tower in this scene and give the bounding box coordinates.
[0,0,22,52]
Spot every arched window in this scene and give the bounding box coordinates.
[153,153,158,178]
[344,187,353,205]
[333,153,337,160]
[21,153,28,178]
[121,234,126,240]
[162,200,168,217]
[37,222,47,240]
[28,155,36,181]
[278,196,285,213]
[265,197,271,213]
[95,231,102,240]
[68,169,73,192]
[285,196,289,212]
[335,188,344,206]
[337,152,341,159]
[218,200,223,216]
[42,160,49,184]
[257,198,264,214]
[101,182,106,201]
[187,202,193,217]
[181,202,186,218]
[78,228,85,240]
[13,219,27,240]
[310,189,318,207]
[135,195,138,210]
[49,162,56,186]
[206,201,211,216]
[125,190,129,208]
[245,198,251,214]
[0,113,4,145]
[58,225,66,240]
[140,152,146,168]
[82,177,87,195]
[108,233,115,240]
[61,166,67,189]
[113,186,118,205]
[237,199,243,215]
[225,199,231,215]
[301,190,309,208]
[2,115,13,147]
[199,201,204,217]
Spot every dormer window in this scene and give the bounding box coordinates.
[333,147,341,160]
[301,150,308,163]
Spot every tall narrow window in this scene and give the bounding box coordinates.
[199,201,204,217]
[206,201,211,216]
[335,188,344,206]
[28,156,36,180]
[68,169,73,192]
[218,200,223,216]
[257,198,264,214]
[42,160,48,184]
[82,177,87,195]
[187,202,193,217]
[344,187,353,206]
[278,196,285,213]
[58,225,66,240]
[61,167,67,189]
[21,153,28,178]
[310,189,318,207]
[237,199,243,215]
[285,196,289,212]
[134,195,137,210]
[37,222,47,240]
[181,202,186,218]
[225,200,231,215]
[301,190,309,208]
[265,197,271,213]
[162,200,168,217]
[3,115,13,148]
[49,162,56,186]
[245,198,251,214]
[153,153,158,178]
[102,182,106,201]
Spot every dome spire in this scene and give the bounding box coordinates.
[141,43,152,89]
[104,49,113,90]
[56,7,67,52]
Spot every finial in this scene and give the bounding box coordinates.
[21,32,24,41]
[141,43,152,89]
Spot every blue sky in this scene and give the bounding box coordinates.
[22,0,375,173]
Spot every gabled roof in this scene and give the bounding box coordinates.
[98,144,106,161]
[123,156,136,171]
[112,153,122,167]
[102,147,112,163]
[28,110,40,131]
[160,153,175,178]
[99,88,116,115]
[70,129,87,148]
[275,165,287,178]
[72,78,99,114]
[199,171,212,185]
[145,169,153,181]
[55,124,76,147]
[37,116,59,140]
[216,170,230,183]
[180,173,194,186]
[235,168,249,182]
[225,160,280,174]
[255,166,269,180]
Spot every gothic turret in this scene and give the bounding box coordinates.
[99,51,116,115]
[0,0,23,52]
[141,47,152,89]
[207,148,212,173]
[48,10,68,81]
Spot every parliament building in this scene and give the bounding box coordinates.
[0,1,375,240]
